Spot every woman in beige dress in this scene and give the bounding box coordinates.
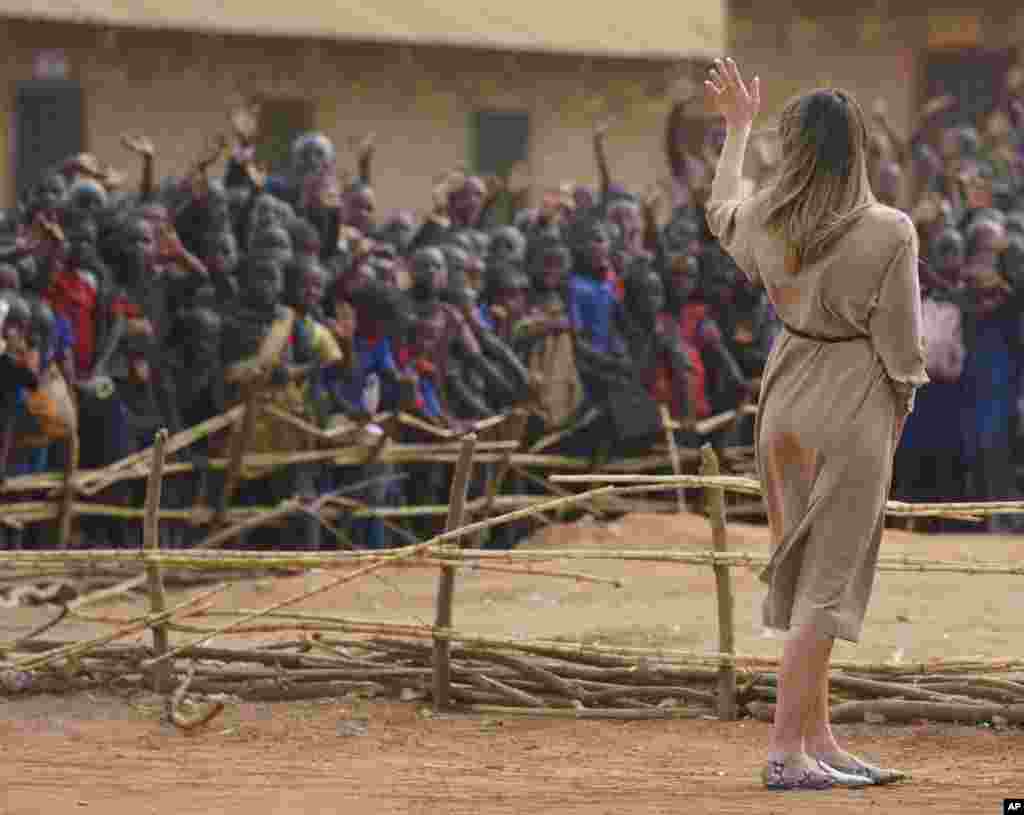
[704,60,927,790]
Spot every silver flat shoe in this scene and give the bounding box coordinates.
[823,757,909,785]
[815,759,875,788]
[762,759,835,791]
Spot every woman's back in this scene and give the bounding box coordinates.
[708,192,926,405]
[711,193,916,339]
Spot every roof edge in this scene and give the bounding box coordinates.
[0,9,721,62]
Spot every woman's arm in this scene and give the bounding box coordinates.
[869,225,930,415]
[705,59,759,205]
[704,59,762,284]
[709,125,754,204]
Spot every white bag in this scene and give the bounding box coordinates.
[921,298,965,383]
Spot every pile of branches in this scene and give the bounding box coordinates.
[6,634,1024,726]
[0,635,716,720]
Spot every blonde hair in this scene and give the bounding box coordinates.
[763,88,876,273]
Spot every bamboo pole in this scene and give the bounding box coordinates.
[467,705,705,720]
[139,542,436,670]
[660,405,687,513]
[527,408,602,454]
[57,424,79,549]
[746,699,1024,726]
[467,672,546,707]
[471,411,528,548]
[12,583,228,671]
[196,498,302,550]
[216,389,259,528]
[425,558,622,587]
[700,445,737,720]
[67,574,148,611]
[10,545,1024,578]
[73,407,244,496]
[143,429,171,693]
[167,663,226,731]
[828,673,981,704]
[433,433,478,712]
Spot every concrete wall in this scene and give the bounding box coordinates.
[728,1,1023,138]
[0,19,705,213]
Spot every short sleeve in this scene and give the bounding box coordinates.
[705,197,760,286]
[868,229,929,414]
[311,322,343,365]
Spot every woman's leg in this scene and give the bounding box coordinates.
[769,623,834,763]
[761,623,876,788]
[804,650,841,759]
[804,641,910,784]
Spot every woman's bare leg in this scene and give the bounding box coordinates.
[804,650,842,758]
[804,641,909,783]
[768,623,834,767]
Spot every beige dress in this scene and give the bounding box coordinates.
[707,191,928,643]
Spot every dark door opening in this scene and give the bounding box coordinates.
[253,97,316,175]
[922,48,1016,129]
[14,80,85,202]
[472,110,530,178]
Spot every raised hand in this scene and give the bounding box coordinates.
[642,183,663,214]
[921,95,956,119]
[704,58,760,131]
[121,134,155,157]
[197,134,228,173]
[594,118,612,142]
[358,132,375,157]
[506,160,531,194]
[230,103,260,146]
[246,160,268,190]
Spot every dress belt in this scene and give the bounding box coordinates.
[781,321,868,344]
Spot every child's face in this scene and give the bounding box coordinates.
[3,319,26,350]
[541,251,568,290]
[495,288,528,323]
[413,319,443,353]
[128,355,151,383]
[332,303,356,339]
[670,255,699,302]
[245,262,283,308]
[19,346,41,375]
[301,268,326,311]
[975,287,1007,315]
[0,267,19,292]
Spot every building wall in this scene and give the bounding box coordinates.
[729,1,1024,138]
[0,19,704,213]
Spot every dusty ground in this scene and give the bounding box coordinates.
[3,512,1024,813]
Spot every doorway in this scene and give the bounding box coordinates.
[14,80,85,202]
[922,48,1016,129]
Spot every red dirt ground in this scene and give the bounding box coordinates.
[1,698,1021,814]
[3,511,1024,813]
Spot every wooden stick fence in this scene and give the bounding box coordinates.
[433,434,477,711]
[5,403,1024,727]
[143,430,171,693]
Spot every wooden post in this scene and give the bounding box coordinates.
[144,429,171,694]
[216,388,258,528]
[57,427,80,549]
[660,405,687,514]
[700,443,737,720]
[432,433,478,711]
[472,410,529,548]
